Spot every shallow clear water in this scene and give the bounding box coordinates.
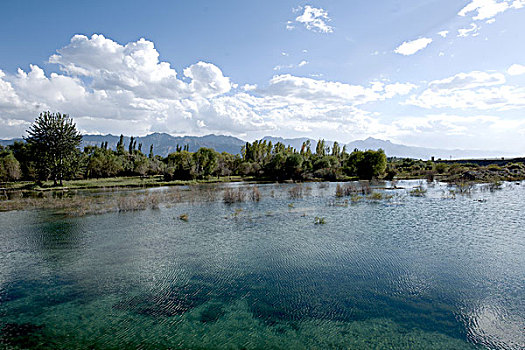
[0,181,524,349]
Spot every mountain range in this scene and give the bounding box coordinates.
[0,133,514,160]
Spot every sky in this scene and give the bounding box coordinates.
[0,0,524,154]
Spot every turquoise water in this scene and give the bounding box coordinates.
[0,181,523,349]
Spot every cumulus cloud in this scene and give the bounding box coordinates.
[294,5,334,33]
[507,64,525,76]
[394,38,433,56]
[437,30,449,38]
[0,34,421,140]
[406,70,525,110]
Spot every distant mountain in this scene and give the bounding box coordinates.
[0,138,23,147]
[262,136,509,159]
[0,134,513,159]
[346,137,511,160]
[261,136,317,151]
[81,133,246,156]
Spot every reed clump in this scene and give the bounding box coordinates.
[249,186,261,202]
[223,187,246,204]
[335,182,371,197]
[288,185,304,199]
[452,180,475,195]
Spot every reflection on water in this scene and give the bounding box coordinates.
[0,181,523,349]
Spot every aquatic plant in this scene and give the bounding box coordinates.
[452,180,475,195]
[335,184,344,197]
[288,185,303,199]
[487,179,502,192]
[441,189,456,199]
[223,188,246,204]
[409,187,427,197]
[250,186,261,202]
[314,216,326,225]
[334,182,371,198]
[368,192,384,200]
[318,182,329,189]
[350,194,363,203]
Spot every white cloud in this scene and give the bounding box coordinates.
[273,60,309,71]
[389,113,525,154]
[458,0,524,20]
[0,34,420,140]
[425,71,505,91]
[458,23,480,37]
[2,34,524,152]
[437,30,449,38]
[513,0,525,8]
[406,70,525,110]
[458,0,508,20]
[394,38,433,55]
[507,64,525,76]
[294,5,334,33]
[242,84,257,91]
[273,64,294,71]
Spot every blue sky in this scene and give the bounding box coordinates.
[1,0,524,153]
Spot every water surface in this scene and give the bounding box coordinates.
[1,181,523,349]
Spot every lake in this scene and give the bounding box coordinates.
[0,180,523,349]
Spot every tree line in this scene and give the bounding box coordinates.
[0,112,388,185]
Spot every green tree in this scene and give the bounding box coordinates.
[85,147,123,178]
[165,150,196,180]
[193,148,218,178]
[116,134,125,155]
[356,149,387,180]
[25,112,82,185]
[0,152,21,182]
[285,153,303,179]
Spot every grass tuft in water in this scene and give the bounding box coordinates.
[314,216,326,225]
[409,187,427,197]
